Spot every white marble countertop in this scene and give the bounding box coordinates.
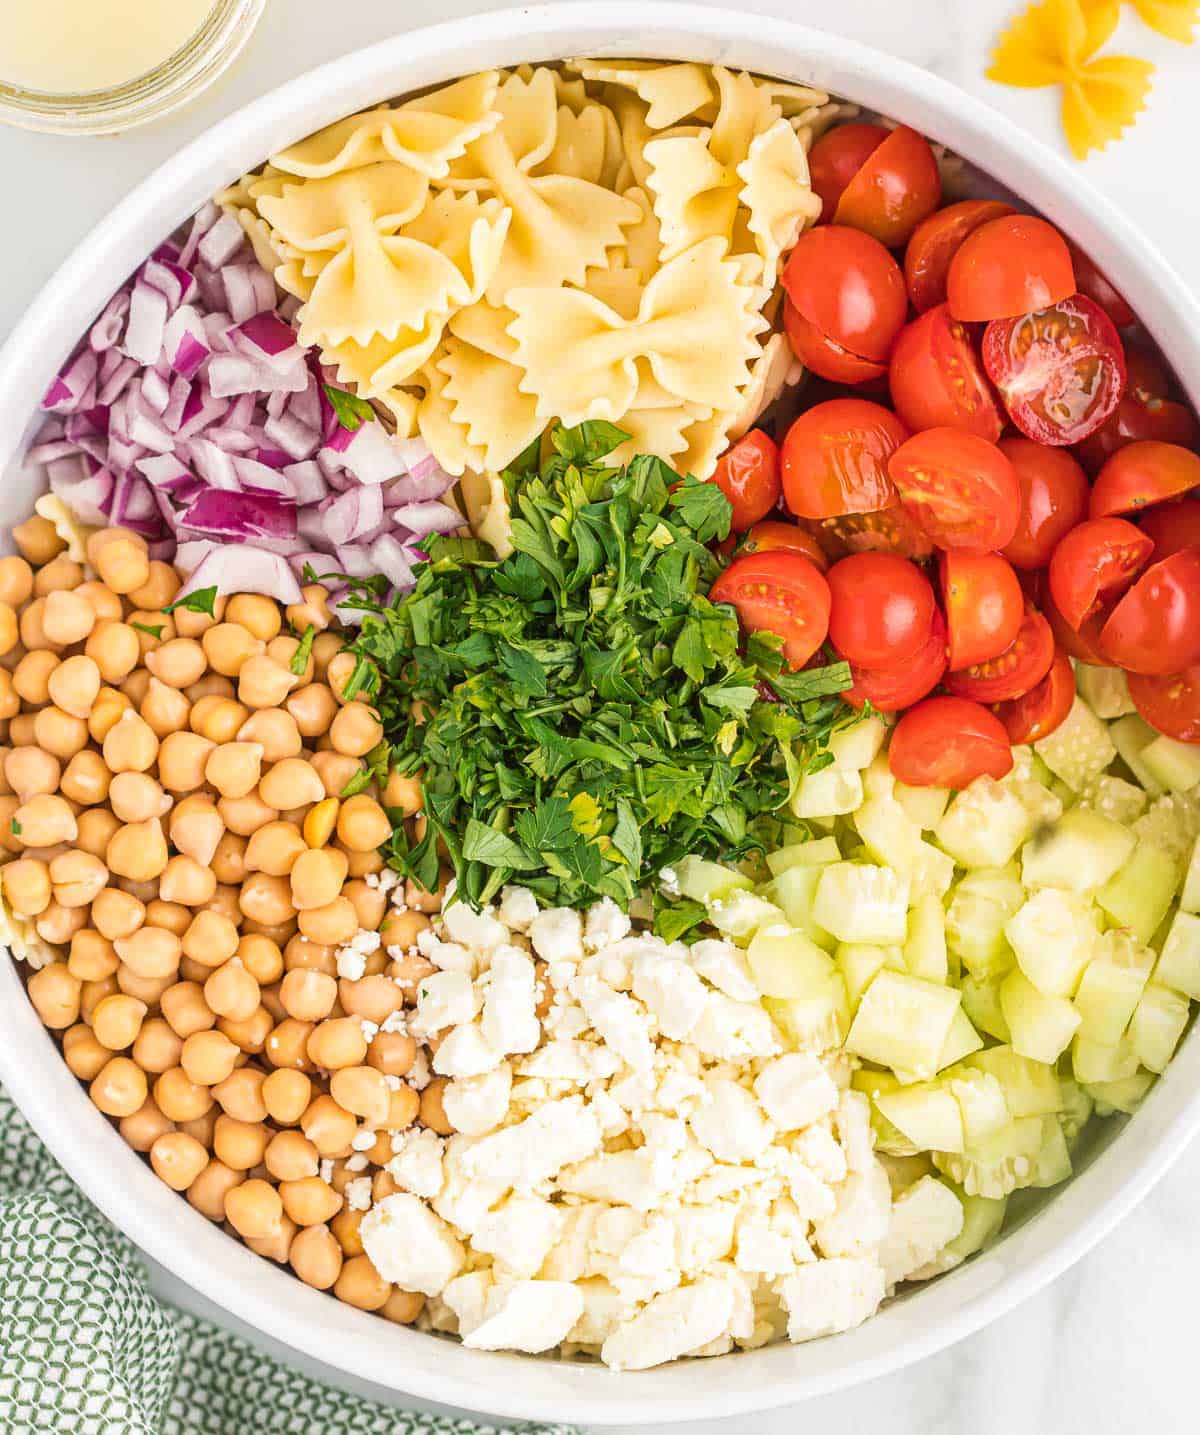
[2,2,1198,1431]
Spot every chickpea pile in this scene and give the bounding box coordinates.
[3,516,455,1324]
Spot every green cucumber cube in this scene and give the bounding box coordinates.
[941,1188,1007,1263]
[764,977,850,1053]
[936,777,1034,869]
[1141,734,1200,795]
[1153,909,1200,999]
[1004,888,1097,996]
[1020,808,1136,892]
[765,836,841,876]
[1085,1069,1156,1115]
[1181,835,1200,914]
[813,862,910,945]
[792,766,864,819]
[905,892,948,984]
[1128,983,1191,1073]
[894,780,951,832]
[770,866,837,950]
[836,943,894,1010]
[746,925,836,999]
[1132,792,1200,868]
[853,793,923,876]
[1071,1033,1140,1084]
[829,715,887,771]
[674,856,752,905]
[999,968,1081,1064]
[1110,714,1165,796]
[1031,1116,1073,1188]
[910,841,956,902]
[960,975,1012,1042]
[1080,774,1149,826]
[845,969,962,1078]
[1035,694,1117,791]
[964,1046,1063,1117]
[862,751,895,799]
[875,1084,965,1153]
[1096,841,1181,944]
[946,866,1024,978]
[706,889,787,941]
[937,1006,984,1069]
[1075,663,1135,720]
[1071,930,1155,1045]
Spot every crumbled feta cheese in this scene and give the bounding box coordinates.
[529,907,584,963]
[407,1048,431,1090]
[432,1022,504,1079]
[584,897,632,950]
[689,993,779,1062]
[517,1039,620,1082]
[351,1129,376,1153]
[780,1258,886,1341]
[318,1158,334,1184]
[499,885,539,932]
[631,950,709,1041]
[688,1078,773,1163]
[360,1193,465,1297]
[813,1163,893,1259]
[600,1277,735,1371]
[571,974,655,1071]
[387,1129,446,1200]
[688,939,760,1002]
[412,970,479,1036]
[462,1280,585,1354]
[442,1061,512,1136]
[345,1153,369,1173]
[336,947,367,980]
[471,1194,565,1278]
[878,1176,964,1289]
[441,901,509,953]
[459,1096,603,1190]
[754,1054,839,1132]
[345,1176,373,1211]
[481,947,540,1055]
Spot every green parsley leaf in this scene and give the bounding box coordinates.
[552,420,629,466]
[461,819,536,871]
[768,661,853,704]
[164,586,218,618]
[654,895,708,943]
[514,796,576,854]
[130,621,164,639]
[290,625,317,676]
[10,818,21,837]
[667,474,733,544]
[612,800,642,872]
[323,384,376,433]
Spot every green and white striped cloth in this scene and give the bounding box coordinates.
[0,1087,576,1435]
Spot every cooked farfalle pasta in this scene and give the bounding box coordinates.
[226,60,827,482]
[1128,0,1198,41]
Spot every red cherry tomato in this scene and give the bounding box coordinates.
[807,123,890,223]
[1097,549,1200,675]
[833,125,942,248]
[1048,516,1153,629]
[827,551,936,667]
[845,608,948,712]
[940,550,1025,670]
[815,502,934,561]
[1075,349,1199,472]
[888,427,1021,552]
[1139,498,1200,561]
[781,227,908,363]
[1089,441,1200,520]
[709,551,831,670]
[945,605,1055,703]
[983,295,1126,447]
[711,429,782,532]
[889,696,1014,788]
[780,399,909,520]
[783,299,887,385]
[1041,577,1114,666]
[737,520,829,569]
[888,304,1004,441]
[1066,239,1135,328]
[904,200,1017,313]
[947,215,1076,323]
[993,649,1075,744]
[999,438,1090,569]
[1128,668,1200,744]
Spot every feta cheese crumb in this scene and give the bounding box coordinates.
[345,1176,373,1211]
[754,1054,839,1131]
[412,970,479,1036]
[432,1022,504,1079]
[481,947,540,1056]
[878,1176,964,1289]
[584,897,631,950]
[462,1280,585,1354]
[780,1258,886,1341]
[387,1128,447,1199]
[571,973,655,1071]
[600,1278,735,1371]
[442,1062,512,1136]
[360,1193,465,1297]
[529,907,584,963]
[499,885,539,932]
[688,1078,773,1163]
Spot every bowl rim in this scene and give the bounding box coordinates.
[2,5,1200,1424]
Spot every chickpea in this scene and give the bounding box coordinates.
[341,975,403,1027]
[218,1004,274,1056]
[238,711,305,769]
[367,1030,417,1079]
[189,696,248,744]
[297,897,358,946]
[127,610,174,656]
[279,968,337,1023]
[330,1065,390,1125]
[265,1017,315,1071]
[132,1017,182,1074]
[187,1159,243,1222]
[128,560,180,611]
[119,1098,176,1154]
[33,557,81,598]
[290,1223,342,1290]
[19,599,57,656]
[278,1175,342,1229]
[102,711,159,774]
[38,589,93,647]
[204,884,243,925]
[149,734,208,797]
[241,822,303,880]
[0,797,20,855]
[231,868,289,926]
[306,1017,368,1072]
[160,982,216,1038]
[140,677,191,739]
[255,757,322,812]
[381,1289,425,1326]
[0,601,16,659]
[290,846,348,912]
[150,1131,209,1191]
[88,687,133,745]
[75,808,120,862]
[14,792,77,848]
[63,1023,110,1080]
[238,654,299,710]
[245,1211,299,1265]
[186,675,235,703]
[382,769,423,818]
[203,835,245,891]
[204,959,260,1023]
[384,1084,420,1132]
[144,900,190,938]
[217,790,278,837]
[181,909,240,969]
[212,1112,269,1170]
[87,891,143,947]
[91,529,150,596]
[7,713,36,746]
[116,965,174,1007]
[285,585,333,634]
[284,934,335,974]
[49,850,108,908]
[267,635,313,687]
[42,657,99,724]
[405,871,449,915]
[336,794,390,854]
[232,937,281,991]
[200,623,263,678]
[114,926,182,981]
[60,750,110,807]
[225,1178,283,1240]
[107,817,168,882]
[285,685,338,743]
[296,800,335,854]
[262,1129,318,1183]
[32,707,88,761]
[121,669,152,707]
[0,554,33,607]
[145,638,206,690]
[90,1056,147,1118]
[329,703,384,759]
[71,581,120,625]
[26,961,81,1028]
[344,879,386,934]
[149,858,209,912]
[178,1027,238,1085]
[261,1068,311,1127]
[154,1066,215,1123]
[325,652,361,705]
[224,594,281,642]
[211,1066,268,1123]
[309,751,361,801]
[2,857,51,917]
[334,1254,390,1311]
[168,795,224,866]
[84,621,140,685]
[79,974,119,1023]
[91,993,147,1051]
[105,771,165,826]
[419,1077,455,1135]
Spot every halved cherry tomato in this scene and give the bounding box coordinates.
[1139,498,1200,561]
[1066,239,1135,328]
[888,427,1021,552]
[827,552,935,667]
[845,608,948,712]
[888,304,1004,441]
[1089,441,1200,519]
[711,429,782,532]
[1047,516,1153,629]
[947,215,1076,323]
[889,696,1014,787]
[833,125,942,248]
[1074,348,1199,472]
[1097,549,1200,675]
[815,502,934,561]
[1128,668,1200,744]
[1041,577,1114,666]
[781,399,909,520]
[739,520,829,570]
[781,227,908,363]
[784,299,887,385]
[983,295,1126,446]
[904,200,1017,313]
[807,123,890,223]
[945,605,1055,703]
[940,550,1024,670]
[993,649,1075,744]
[999,437,1090,569]
[709,551,831,670]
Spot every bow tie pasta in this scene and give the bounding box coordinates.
[223,61,827,469]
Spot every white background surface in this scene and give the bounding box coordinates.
[2,2,1198,1431]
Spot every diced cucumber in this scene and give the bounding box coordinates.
[862,751,895,799]
[875,1084,965,1153]
[770,867,836,950]
[905,892,948,984]
[960,975,1012,1042]
[933,1126,1041,1200]
[936,777,1033,869]
[1020,808,1136,893]
[894,781,951,832]
[1181,835,1200,914]
[746,925,836,999]
[1141,734,1200,795]
[1071,1033,1140,1084]
[1133,792,1200,868]
[1034,694,1117,791]
[1004,888,1097,996]
[878,1152,936,1196]
[854,793,923,876]
[764,976,850,1052]
[1110,714,1165,796]
[1086,1069,1156,1115]
[937,1006,984,1069]
[674,856,752,905]
[829,715,887,771]
[965,1046,1063,1117]
[765,837,841,876]
[792,766,864,819]
[945,1070,1010,1153]
[1031,1116,1073,1188]
[1153,909,1200,999]
[1076,663,1135,720]
[946,866,1024,978]
[1128,983,1191,1073]
[910,841,957,902]
[836,943,893,1010]
[999,968,1081,1064]
[1057,1076,1094,1146]
[706,888,787,941]
[1079,773,1149,826]
[845,970,962,1079]
[940,1188,1007,1262]
[1072,930,1155,1045]
[854,1069,921,1158]
[813,862,910,945]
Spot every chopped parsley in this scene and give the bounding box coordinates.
[164,586,218,618]
[130,621,164,639]
[290,625,317,676]
[323,383,376,433]
[10,819,20,837]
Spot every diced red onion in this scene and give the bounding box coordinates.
[197,212,245,270]
[89,293,131,355]
[123,280,169,366]
[368,533,416,590]
[181,488,298,542]
[392,501,463,539]
[238,312,297,358]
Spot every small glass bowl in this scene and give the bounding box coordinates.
[0,0,267,136]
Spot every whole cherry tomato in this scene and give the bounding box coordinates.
[737,519,829,569]
[999,438,1090,569]
[993,649,1075,744]
[833,125,942,248]
[827,551,936,667]
[807,123,890,223]
[1089,441,1200,519]
[940,549,1025,670]
[781,227,908,364]
[1128,668,1200,744]
[1139,498,1200,561]
[780,399,909,520]
[711,429,782,532]
[784,299,887,385]
[1047,516,1153,629]
[709,550,831,669]
[1066,239,1135,328]
[904,200,1017,313]
[947,215,1076,322]
[889,696,1014,787]
[815,502,934,561]
[844,608,948,712]
[982,295,1127,446]
[945,605,1055,703]
[888,304,1004,441]
[1075,348,1199,472]
[888,427,1021,552]
[1097,549,1200,675]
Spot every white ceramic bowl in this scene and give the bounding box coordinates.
[2,5,1199,1425]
